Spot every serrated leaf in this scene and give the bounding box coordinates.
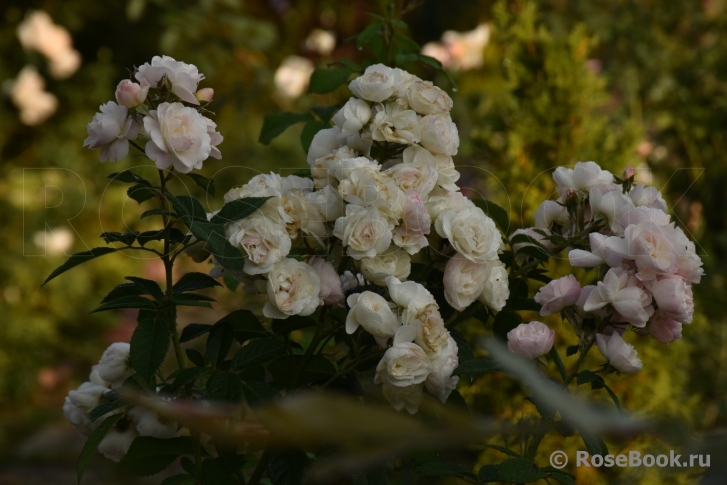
[183,220,244,272]
[101,283,144,304]
[496,457,543,483]
[109,171,151,186]
[206,371,243,402]
[141,208,176,220]
[479,464,499,483]
[510,234,550,252]
[126,276,165,301]
[241,381,279,406]
[300,120,328,153]
[174,195,208,222]
[453,358,500,377]
[173,272,222,294]
[307,68,352,94]
[91,295,156,313]
[266,448,310,485]
[310,104,340,123]
[78,413,123,484]
[42,247,121,286]
[472,199,509,233]
[207,322,234,368]
[128,184,157,203]
[172,294,214,308]
[259,112,313,144]
[357,22,383,48]
[165,367,211,394]
[488,445,520,457]
[210,197,272,224]
[233,340,287,370]
[186,349,205,367]
[119,436,195,476]
[220,310,269,343]
[185,173,215,195]
[130,316,171,381]
[415,462,476,480]
[100,231,137,246]
[576,370,603,387]
[493,311,522,340]
[180,323,213,343]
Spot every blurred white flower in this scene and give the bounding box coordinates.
[422,24,490,72]
[17,10,81,79]
[305,29,336,55]
[136,55,205,105]
[9,66,58,126]
[274,56,314,99]
[33,226,74,256]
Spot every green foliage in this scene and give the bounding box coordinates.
[77,413,123,484]
[119,437,196,476]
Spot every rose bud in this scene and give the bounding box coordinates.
[195,87,214,102]
[115,79,148,108]
[507,321,555,359]
[622,165,636,179]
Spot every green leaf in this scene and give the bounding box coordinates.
[259,112,313,144]
[172,293,213,308]
[415,462,476,480]
[517,245,550,262]
[126,276,165,301]
[207,322,234,367]
[185,173,215,195]
[417,54,457,89]
[141,208,176,220]
[357,22,383,49]
[128,184,157,204]
[233,340,287,370]
[241,381,279,406]
[130,315,171,381]
[510,234,550,252]
[472,199,510,233]
[210,197,272,224]
[505,297,542,312]
[165,367,211,394]
[221,310,269,343]
[180,323,213,343]
[394,53,418,67]
[174,195,208,222]
[488,445,520,457]
[100,231,137,245]
[173,272,222,294]
[449,329,474,363]
[272,315,317,335]
[206,371,243,402]
[496,457,543,483]
[109,171,151,186]
[186,349,205,367]
[184,220,244,272]
[493,312,522,340]
[42,247,121,286]
[100,283,143,304]
[91,295,156,313]
[549,347,567,381]
[266,448,310,485]
[479,464,499,483]
[89,392,123,421]
[310,104,340,123]
[300,120,328,153]
[453,358,500,377]
[77,413,123,484]
[581,432,609,457]
[160,475,197,485]
[119,436,195,476]
[201,454,246,483]
[546,471,576,485]
[307,68,352,94]
[576,370,603,387]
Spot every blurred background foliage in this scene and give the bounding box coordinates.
[0,0,724,483]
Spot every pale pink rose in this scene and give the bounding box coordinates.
[674,226,704,284]
[644,310,683,343]
[392,191,431,254]
[115,79,149,109]
[443,256,487,311]
[552,161,614,195]
[507,321,555,359]
[628,184,667,212]
[195,87,214,102]
[419,113,459,155]
[308,257,345,305]
[596,333,642,373]
[568,232,626,268]
[650,276,694,324]
[623,221,680,280]
[534,200,569,230]
[84,101,140,162]
[622,165,636,179]
[534,275,581,316]
[583,267,654,327]
[589,184,634,235]
[136,55,204,105]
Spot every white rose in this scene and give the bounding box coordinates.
[307,127,346,166]
[436,206,502,264]
[433,153,460,191]
[128,406,179,439]
[340,270,365,292]
[406,80,453,115]
[408,303,449,354]
[264,258,322,319]
[673,226,704,284]
[224,172,284,201]
[370,102,421,145]
[348,64,400,102]
[507,321,555,359]
[424,335,459,403]
[583,268,654,327]
[533,275,581,316]
[623,220,680,281]
[83,102,140,162]
[333,155,379,183]
[226,210,291,275]
[63,398,93,436]
[393,69,419,99]
[136,55,204,105]
[628,184,667,212]
[443,256,488,311]
[425,187,470,221]
[534,200,569,230]
[552,161,614,195]
[144,102,216,173]
[360,245,411,286]
[345,291,400,342]
[115,79,149,109]
[280,189,328,244]
[386,276,437,311]
[63,382,109,436]
[97,343,133,388]
[205,117,224,161]
[478,259,510,311]
[419,113,459,155]
[89,364,109,387]
[596,332,642,373]
[392,191,431,255]
[309,146,356,189]
[338,166,405,218]
[385,145,439,199]
[98,427,137,462]
[650,276,694,324]
[333,204,394,259]
[589,184,634,235]
[309,257,345,305]
[375,341,432,414]
[333,97,372,138]
[305,184,344,222]
[568,232,627,268]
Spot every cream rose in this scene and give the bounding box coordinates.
[333,97,372,138]
[360,245,411,286]
[333,204,395,260]
[84,101,140,162]
[419,113,459,155]
[443,256,488,311]
[374,341,432,414]
[263,258,322,319]
[424,335,459,403]
[136,55,204,105]
[307,127,346,166]
[507,321,555,359]
[406,80,453,115]
[348,64,400,102]
[392,191,431,254]
[478,259,510,312]
[310,146,357,189]
[436,205,502,264]
[226,210,291,275]
[385,145,439,199]
[370,102,421,145]
[345,291,400,341]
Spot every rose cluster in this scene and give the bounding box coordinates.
[508,162,703,373]
[63,343,179,462]
[204,64,508,412]
[84,55,222,172]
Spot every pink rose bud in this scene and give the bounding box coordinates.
[507,321,555,359]
[533,274,581,316]
[651,276,694,324]
[308,257,345,305]
[622,165,636,179]
[195,88,214,102]
[115,79,148,109]
[595,332,642,373]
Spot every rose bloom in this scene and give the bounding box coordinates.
[263,258,321,319]
[63,382,108,436]
[436,205,502,264]
[433,153,461,192]
[589,184,633,235]
[568,232,626,268]
[623,220,680,281]
[552,161,614,195]
[338,166,405,217]
[596,332,643,373]
[360,245,411,286]
[583,267,654,327]
[144,102,221,173]
[478,260,510,312]
[387,276,437,311]
[345,291,400,342]
[507,321,555,359]
[443,256,488,312]
[392,191,431,255]
[9,65,58,126]
[375,342,432,414]
[425,187,470,221]
[115,79,149,109]
[644,310,683,344]
[84,101,140,162]
[305,185,344,223]
[419,113,459,156]
[97,343,134,388]
[307,127,346,166]
[406,80,453,115]
[333,97,372,138]
[534,275,581,316]
[349,64,400,102]
[274,55,314,99]
[308,257,345,305]
[310,146,357,189]
[98,428,137,462]
[534,200,569,230]
[386,145,439,200]
[128,406,179,439]
[136,55,205,105]
[425,335,459,403]
[650,276,694,324]
[226,210,291,275]
[370,102,421,145]
[333,204,394,260]
[628,184,667,212]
